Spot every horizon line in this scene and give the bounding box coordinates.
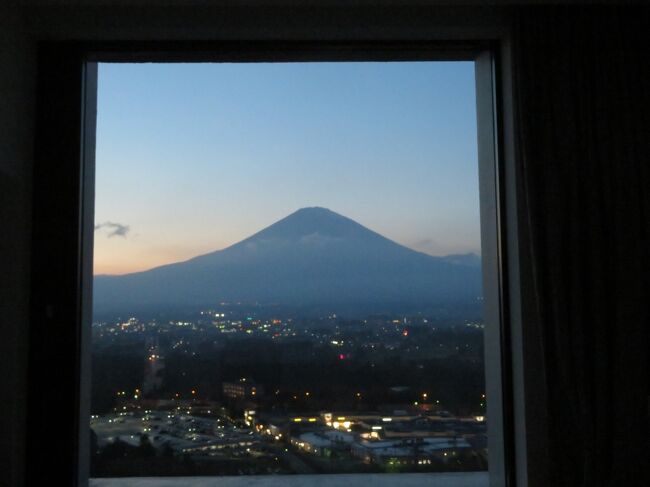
[94,206,481,277]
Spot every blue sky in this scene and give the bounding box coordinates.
[94,62,480,275]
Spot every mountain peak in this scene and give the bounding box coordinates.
[244,206,380,243]
[293,206,334,214]
[286,206,346,222]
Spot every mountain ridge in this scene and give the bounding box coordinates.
[94,207,482,315]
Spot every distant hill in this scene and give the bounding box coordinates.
[93,207,482,316]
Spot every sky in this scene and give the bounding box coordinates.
[94,62,480,275]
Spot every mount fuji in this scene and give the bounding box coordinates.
[93,207,482,315]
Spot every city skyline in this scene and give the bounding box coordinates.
[94,62,479,275]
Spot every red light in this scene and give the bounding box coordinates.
[339,354,345,360]
[403,330,409,336]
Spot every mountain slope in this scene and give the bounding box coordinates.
[93,207,482,314]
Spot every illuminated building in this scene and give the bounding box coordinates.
[222,378,263,400]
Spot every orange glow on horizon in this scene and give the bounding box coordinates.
[93,242,228,276]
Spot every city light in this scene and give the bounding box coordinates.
[89,61,486,477]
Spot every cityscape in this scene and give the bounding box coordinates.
[90,308,487,476]
[91,62,484,479]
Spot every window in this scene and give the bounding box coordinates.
[29,41,515,487]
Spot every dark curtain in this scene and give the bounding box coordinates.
[512,6,649,487]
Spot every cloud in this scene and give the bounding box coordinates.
[410,237,480,257]
[95,221,130,238]
[410,237,446,255]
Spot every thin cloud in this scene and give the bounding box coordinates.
[411,237,446,255]
[411,237,480,257]
[95,221,130,238]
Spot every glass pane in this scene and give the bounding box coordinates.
[90,62,487,485]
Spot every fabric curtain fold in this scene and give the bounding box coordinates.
[511,6,649,487]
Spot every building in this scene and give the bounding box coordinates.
[351,437,473,466]
[291,432,333,457]
[222,378,263,400]
[291,430,355,457]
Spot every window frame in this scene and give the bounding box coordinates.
[27,39,530,487]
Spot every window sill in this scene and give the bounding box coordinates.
[90,472,488,487]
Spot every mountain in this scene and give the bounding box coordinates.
[437,252,482,268]
[93,207,482,315]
